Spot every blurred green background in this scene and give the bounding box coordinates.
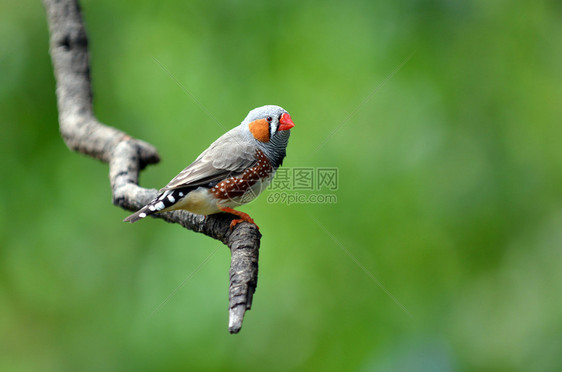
[1,0,561,370]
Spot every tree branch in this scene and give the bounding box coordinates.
[43,0,260,334]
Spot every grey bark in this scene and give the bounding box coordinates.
[43,0,260,334]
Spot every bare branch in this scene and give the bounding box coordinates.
[43,0,260,333]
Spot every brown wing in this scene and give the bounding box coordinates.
[160,129,256,191]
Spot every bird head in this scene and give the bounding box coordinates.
[240,105,294,167]
[242,105,294,143]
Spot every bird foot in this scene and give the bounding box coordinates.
[219,207,260,230]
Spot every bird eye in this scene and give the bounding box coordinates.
[266,116,273,122]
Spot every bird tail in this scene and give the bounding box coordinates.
[123,188,191,223]
[123,205,153,223]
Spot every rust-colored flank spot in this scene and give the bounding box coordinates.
[209,150,273,201]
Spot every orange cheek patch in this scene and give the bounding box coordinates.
[248,119,270,142]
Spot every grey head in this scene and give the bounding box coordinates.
[239,105,295,168]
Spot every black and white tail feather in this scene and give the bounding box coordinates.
[123,187,193,223]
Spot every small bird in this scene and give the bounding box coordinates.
[124,105,295,229]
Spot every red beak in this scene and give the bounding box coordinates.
[278,113,295,131]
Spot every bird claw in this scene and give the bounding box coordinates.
[219,207,259,230]
[229,218,259,231]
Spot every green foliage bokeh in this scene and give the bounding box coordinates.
[1,0,561,371]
